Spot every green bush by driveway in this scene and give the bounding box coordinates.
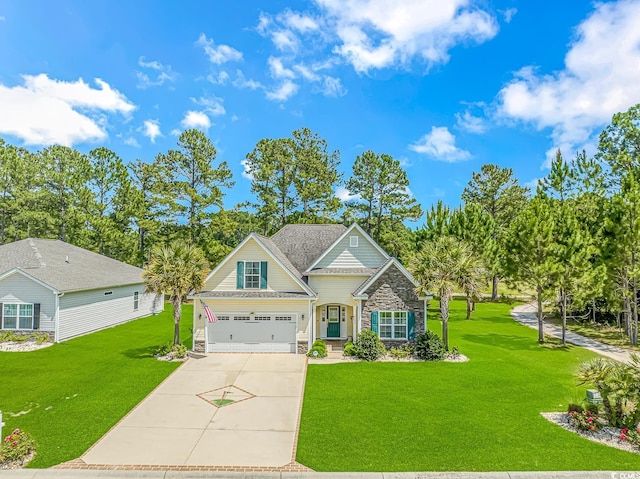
[0,303,192,468]
[297,299,640,471]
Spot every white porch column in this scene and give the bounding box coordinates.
[357,300,362,335]
[308,301,314,350]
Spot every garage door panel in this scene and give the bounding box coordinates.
[206,313,296,353]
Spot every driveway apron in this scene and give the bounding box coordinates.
[82,353,307,467]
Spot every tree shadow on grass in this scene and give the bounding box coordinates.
[120,346,157,359]
[461,333,573,353]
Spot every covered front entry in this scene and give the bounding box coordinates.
[317,304,355,341]
[206,313,297,353]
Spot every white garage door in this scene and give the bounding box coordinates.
[206,313,297,353]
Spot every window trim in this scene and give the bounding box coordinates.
[133,291,139,311]
[2,302,34,330]
[350,235,359,247]
[377,310,408,340]
[243,261,261,289]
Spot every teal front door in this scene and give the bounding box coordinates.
[327,306,340,338]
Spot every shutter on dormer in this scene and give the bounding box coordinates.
[236,262,244,289]
[260,261,267,289]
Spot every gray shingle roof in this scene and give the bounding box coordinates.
[270,224,347,273]
[307,267,377,275]
[0,239,144,292]
[255,234,304,279]
[197,290,313,299]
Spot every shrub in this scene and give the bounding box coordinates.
[312,339,327,354]
[567,403,584,414]
[343,341,356,357]
[0,429,36,464]
[578,354,640,428]
[155,342,187,359]
[388,344,415,360]
[354,329,386,361]
[33,332,50,345]
[568,410,605,432]
[307,346,327,358]
[414,331,446,361]
[621,428,640,449]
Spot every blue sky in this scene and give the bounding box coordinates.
[1,0,639,215]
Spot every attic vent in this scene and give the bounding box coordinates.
[65,255,69,263]
[350,236,359,247]
[104,291,113,296]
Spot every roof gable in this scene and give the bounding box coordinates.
[203,234,316,296]
[307,223,389,272]
[0,239,144,292]
[270,224,346,273]
[354,258,420,296]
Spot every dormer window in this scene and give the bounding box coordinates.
[237,261,268,289]
[350,236,359,247]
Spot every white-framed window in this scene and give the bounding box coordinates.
[244,261,260,289]
[350,235,359,247]
[3,303,33,330]
[378,311,408,339]
[133,291,139,311]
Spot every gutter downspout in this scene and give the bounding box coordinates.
[54,292,64,343]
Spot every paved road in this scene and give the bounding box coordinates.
[82,353,307,468]
[511,303,633,363]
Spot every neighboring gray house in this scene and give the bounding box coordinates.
[0,239,163,342]
[192,223,428,353]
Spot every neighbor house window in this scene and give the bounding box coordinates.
[3,303,33,330]
[378,311,407,339]
[133,291,139,311]
[244,261,261,289]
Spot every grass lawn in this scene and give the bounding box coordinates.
[0,303,192,468]
[546,315,640,352]
[297,299,640,471]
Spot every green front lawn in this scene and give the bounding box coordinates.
[546,315,640,352]
[0,303,192,468]
[297,299,640,471]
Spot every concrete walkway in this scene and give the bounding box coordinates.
[511,303,633,363]
[81,354,307,468]
[0,469,633,478]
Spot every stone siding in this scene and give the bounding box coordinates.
[194,340,205,353]
[297,341,308,354]
[361,264,425,346]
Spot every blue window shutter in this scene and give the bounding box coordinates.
[236,262,244,289]
[371,311,378,334]
[260,261,268,289]
[0,302,3,327]
[33,303,41,330]
[408,311,415,339]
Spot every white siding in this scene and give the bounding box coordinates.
[195,298,310,342]
[0,272,56,332]
[58,284,162,341]
[315,229,387,269]
[309,275,368,307]
[205,238,305,293]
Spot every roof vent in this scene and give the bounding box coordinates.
[65,255,70,263]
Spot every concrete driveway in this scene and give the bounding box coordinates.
[82,353,307,467]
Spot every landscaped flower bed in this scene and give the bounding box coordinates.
[0,429,36,469]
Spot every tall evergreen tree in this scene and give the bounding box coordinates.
[462,164,529,300]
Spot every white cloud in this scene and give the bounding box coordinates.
[142,119,161,143]
[196,33,243,64]
[336,186,361,201]
[497,0,640,162]
[170,128,181,136]
[0,74,135,146]
[181,111,211,130]
[207,71,230,85]
[281,10,319,33]
[232,70,263,90]
[502,8,517,23]
[409,126,471,162]
[241,159,253,180]
[319,76,347,97]
[124,137,140,148]
[266,80,299,101]
[316,0,498,73]
[455,110,486,134]
[294,64,320,81]
[192,95,226,116]
[268,57,296,79]
[136,56,177,89]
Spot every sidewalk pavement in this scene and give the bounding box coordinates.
[0,469,635,478]
[510,303,633,363]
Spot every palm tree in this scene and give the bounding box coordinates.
[412,236,479,349]
[143,240,209,345]
[458,252,486,320]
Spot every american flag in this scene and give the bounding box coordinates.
[200,300,217,322]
